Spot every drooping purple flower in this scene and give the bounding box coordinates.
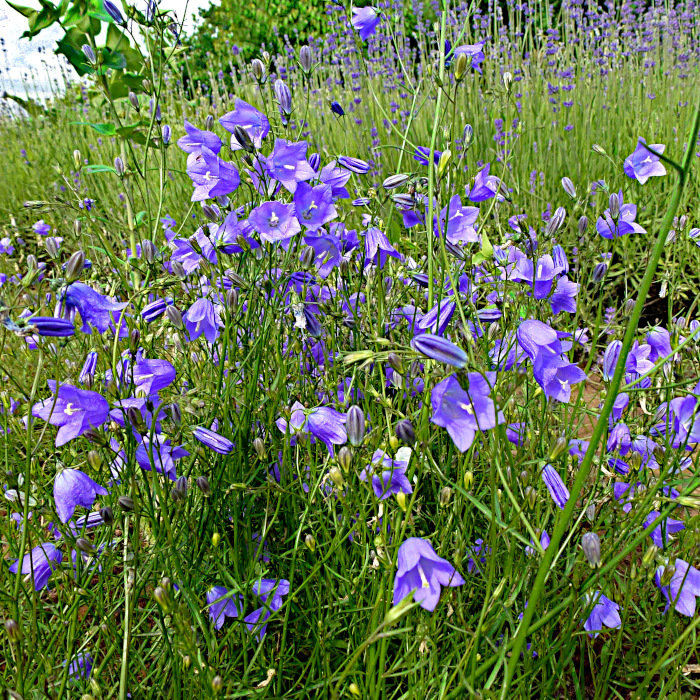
[63,282,128,335]
[624,138,667,184]
[364,227,401,268]
[537,356,587,402]
[655,558,700,616]
[266,139,316,193]
[65,652,93,681]
[330,100,344,116]
[468,164,502,202]
[132,358,176,396]
[431,373,504,452]
[644,511,685,549]
[135,435,189,480]
[186,147,240,201]
[183,297,222,344]
[414,146,442,167]
[541,464,569,509]
[207,586,243,630]
[276,401,347,455]
[582,591,621,638]
[177,120,222,155]
[53,468,108,523]
[294,182,338,231]
[219,98,270,150]
[32,382,109,446]
[525,530,551,556]
[359,447,413,500]
[33,220,51,236]
[193,426,233,455]
[244,578,290,640]
[337,156,371,174]
[9,542,62,591]
[596,192,647,239]
[351,6,380,40]
[393,537,465,611]
[441,195,479,245]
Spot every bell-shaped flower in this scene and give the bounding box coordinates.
[54,468,108,523]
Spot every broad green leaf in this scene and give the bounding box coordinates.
[6,1,35,18]
[72,121,117,136]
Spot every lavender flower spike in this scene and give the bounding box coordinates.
[393,537,465,611]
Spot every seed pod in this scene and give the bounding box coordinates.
[464,470,474,490]
[439,486,452,505]
[346,405,365,447]
[337,448,352,472]
[300,246,315,269]
[548,436,568,461]
[524,485,536,509]
[211,676,223,694]
[304,533,316,551]
[396,419,415,446]
[225,288,238,313]
[387,352,403,373]
[581,532,601,567]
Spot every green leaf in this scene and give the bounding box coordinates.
[72,121,117,136]
[55,28,93,75]
[134,211,148,227]
[83,164,118,174]
[6,1,35,18]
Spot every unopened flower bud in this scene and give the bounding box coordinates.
[454,52,468,80]
[114,156,126,176]
[204,114,214,131]
[65,250,86,282]
[154,586,170,610]
[642,544,659,568]
[502,71,513,91]
[300,245,315,269]
[141,239,157,264]
[201,204,218,222]
[545,206,566,237]
[561,176,576,199]
[82,44,96,64]
[439,486,452,505]
[229,124,253,153]
[464,470,474,490]
[4,619,21,642]
[76,537,96,554]
[383,173,410,190]
[346,405,365,446]
[225,288,238,313]
[253,437,265,459]
[396,419,415,446]
[548,436,568,461]
[519,470,529,485]
[581,532,601,567]
[161,124,171,145]
[524,485,536,509]
[74,219,82,236]
[142,78,152,94]
[128,91,140,111]
[608,193,620,219]
[388,435,399,451]
[337,448,352,473]
[119,495,134,511]
[211,676,223,693]
[165,306,183,328]
[73,149,82,169]
[100,506,114,525]
[196,475,211,496]
[251,58,266,81]
[329,467,345,488]
[585,503,596,522]
[299,45,312,72]
[387,352,403,373]
[304,533,316,551]
[592,144,606,156]
[212,532,220,547]
[44,236,60,258]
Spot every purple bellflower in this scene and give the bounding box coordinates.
[183,297,223,344]
[54,469,108,523]
[219,99,270,150]
[244,578,290,640]
[359,447,413,500]
[582,591,621,638]
[63,282,128,335]
[364,227,401,268]
[9,542,62,591]
[393,537,465,611]
[624,138,667,184]
[177,120,222,155]
[32,382,109,446]
[193,426,234,455]
[541,464,570,509]
[186,147,240,201]
[132,358,176,397]
[655,558,700,616]
[266,139,316,193]
[207,586,243,630]
[596,192,647,239]
[431,373,504,452]
[351,6,380,40]
[294,183,338,231]
[248,201,301,246]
